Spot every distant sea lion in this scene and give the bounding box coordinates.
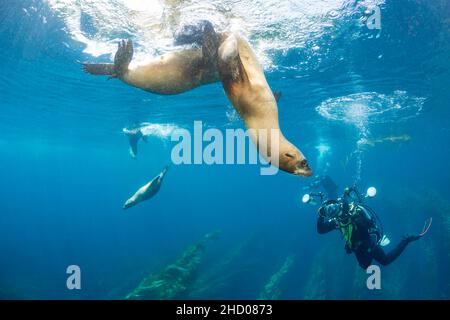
[217,33,311,176]
[358,134,411,148]
[123,127,147,158]
[123,166,169,210]
[82,21,220,94]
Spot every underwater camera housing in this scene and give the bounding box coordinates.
[302,186,377,206]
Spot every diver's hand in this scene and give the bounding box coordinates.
[403,234,421,243]
[114,39,133,77]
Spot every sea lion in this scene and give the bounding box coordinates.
[82,21,220,95]
[123,127,147,158]
[357,134,411,148]
[123,166,169,210]
[81,21,283,100]
[217,33,312,176]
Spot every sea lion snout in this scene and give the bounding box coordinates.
[279,148,312,177]
[294,158,313,177]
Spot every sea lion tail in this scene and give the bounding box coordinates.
[129,144,138,159]
[161,165,170,176]
[155,165,169,183]
[128,135,139,159]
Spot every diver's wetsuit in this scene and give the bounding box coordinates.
[317,203,416,269]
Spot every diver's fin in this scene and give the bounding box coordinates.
[273,91,282,102]
[81,63,115,76]
[419,217,432,237]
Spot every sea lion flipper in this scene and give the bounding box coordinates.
[200,21,220,67]
[160,165,169,177]
[218,34,248,84]
[273,91,282,102]
[81,63,115,76]
[129,140,138,158]
[80,39,133,78]
[174,20,219,68]
[127,133,139,158]
[124,127,144,158]
[114,39,134,76]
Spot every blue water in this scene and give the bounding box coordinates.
[1,0,450,299]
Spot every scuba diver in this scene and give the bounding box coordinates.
[303,186,432,269]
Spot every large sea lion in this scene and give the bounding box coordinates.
[82,21,220,95]
[82,21,308,176]
[123,166,169,210]
[82,22,283,99]
[217,33,312,176]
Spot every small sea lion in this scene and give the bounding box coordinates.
[123,127,147,158]
[358,134,411,148]
[123,166,169,210]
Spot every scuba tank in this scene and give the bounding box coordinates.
[303,185,387,251]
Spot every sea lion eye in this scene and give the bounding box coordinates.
[300,159,308,167]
